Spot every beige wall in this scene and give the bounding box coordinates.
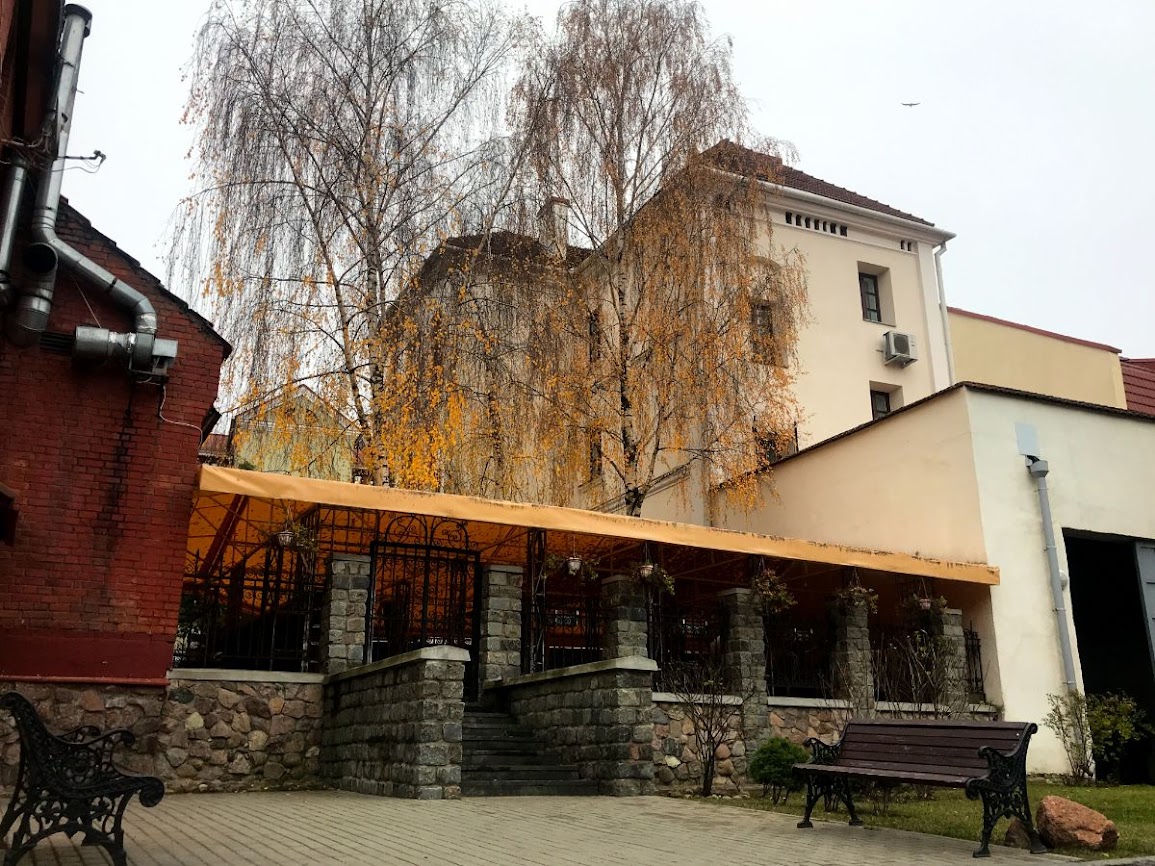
[715,387,988,564]
[950,310,1127,408]
[768,206,951,449]
[715,384,1155,772]
[963,389,1155,772]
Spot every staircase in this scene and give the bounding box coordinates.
[461,705,599,797]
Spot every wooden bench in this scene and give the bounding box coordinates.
[0,691,164,866]
[793,718,1046,858]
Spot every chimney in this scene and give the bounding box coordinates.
[538,196,570,262]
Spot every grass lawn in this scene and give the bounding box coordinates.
[713,780,1155,860]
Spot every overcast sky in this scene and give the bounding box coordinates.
[63,0,1155,357]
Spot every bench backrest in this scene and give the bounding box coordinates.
[836,718,1033,778]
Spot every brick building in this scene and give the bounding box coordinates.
[0,1,228,684]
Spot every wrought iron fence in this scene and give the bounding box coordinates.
[521,529,605,674]
[871,626,920,704]
[175,543,324,672]
[965,628,986,703]
[649,594,724,692]
[542,593,604,670]
[764,616,832,698]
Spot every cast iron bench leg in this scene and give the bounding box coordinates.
[797,773,823,828]
[833,775,862,826]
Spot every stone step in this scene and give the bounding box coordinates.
[461,765,583,781]
[460,737,545,751]
[461,724,538,738]
[461,752,561,766]
[461,779,600,797]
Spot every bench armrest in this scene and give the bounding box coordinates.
[802,736,842,765]
[60,725,103,743]
[965,722,1036,798]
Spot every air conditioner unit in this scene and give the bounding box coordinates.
[883,331,918,367]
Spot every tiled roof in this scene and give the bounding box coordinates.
[703,140,935,227]
[1122,358,1155,417]
[445,230,593,269]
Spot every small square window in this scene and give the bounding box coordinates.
[860,272,882,323]
[870,389,892,420]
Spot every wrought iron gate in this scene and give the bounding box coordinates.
[366,515,481,698]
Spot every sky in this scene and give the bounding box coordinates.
[62,0,1155,357]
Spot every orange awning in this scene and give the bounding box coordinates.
[189,465,998,585]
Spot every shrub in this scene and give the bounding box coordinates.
[1088,692,1150,782]
[749,737,809,803]
[1044,690,1150,783]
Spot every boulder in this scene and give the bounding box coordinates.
[1036,795,1118,851]
[1003,818,1032,849]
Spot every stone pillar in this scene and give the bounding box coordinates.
[478,565,523,687]
[831,597,875,713]
[718,588,769,750]
[938,607,969,710]
[602,574,648,660]
[321,554,372,675]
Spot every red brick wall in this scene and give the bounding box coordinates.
[0,202,227,682]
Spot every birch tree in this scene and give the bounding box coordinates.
[171,0,523,485]
[506,0,808,515]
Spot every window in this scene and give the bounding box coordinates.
[869,389,892,420]
[860,272,882,323]
[750,300,778,363]
[588,431,602,480]
[588,310,602,363]
[757,425,799,466]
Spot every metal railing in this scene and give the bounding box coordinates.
[965,628,987,703]
[649,595,724,692]
[175,545,323,672]
[764,617,832,699]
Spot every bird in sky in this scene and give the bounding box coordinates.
[901,102,921,107]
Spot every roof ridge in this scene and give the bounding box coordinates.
[702,139,934,227]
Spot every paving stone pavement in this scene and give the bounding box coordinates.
[5,792,1074,866]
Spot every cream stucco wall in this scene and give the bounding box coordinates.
[963,388,1155,773]
[714,385,1155,772]
[768,203,951,449]
[714,388,987,564]
[950,310,1127,408]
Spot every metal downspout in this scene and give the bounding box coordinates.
[934,242,956,384]
[5,5,174,375]
[1027,457,1079,691]
[0,157,28,309]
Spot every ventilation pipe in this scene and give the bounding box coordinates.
[0,157,29,310]
[5,5,177,377]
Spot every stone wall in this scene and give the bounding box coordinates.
[320,646,467,799]
[159,672,323,792]
[652,696,747,794]
[767,700,845,745]
[1,672,325,794]
[499,656,656,796]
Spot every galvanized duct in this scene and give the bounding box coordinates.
[5,4,177,377]
[0,157,28,310]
